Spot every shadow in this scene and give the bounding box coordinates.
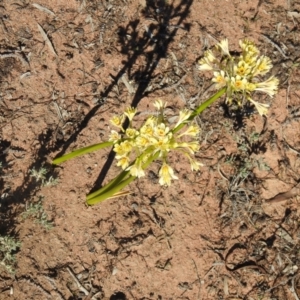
[0,129,59,240]
[55,0,192,157]
[0,0,193,249]
[0,130,59,274]
[221,102,255,130]
[110,291,127,300]
[90,0,193,191]
[0,139,14,237]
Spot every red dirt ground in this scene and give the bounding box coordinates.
[1,0,300,299]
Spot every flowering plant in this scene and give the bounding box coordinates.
[52,39,279,205]
[53,89,224,205]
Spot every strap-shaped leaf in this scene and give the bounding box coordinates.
[52,141,113,165]
[86,151,160,205]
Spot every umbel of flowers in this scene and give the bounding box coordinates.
[109,100,202,186]
[199,39,279,115]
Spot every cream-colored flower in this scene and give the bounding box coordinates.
[154,135,173,153]
[116,155,130,169]
[198,38,279,116]
[252,55,273,76]
[135,135,151,148]
[111,98,205,186]
[175,109,192,127]
[128,162,145,178]
[190,159,203,171]
[217,39,230,56]
[234,60,252,77]
[110,115,125,130]
[124,107,137,122]
[242,53,257,66]
[198,50,217,71]
[145,116,155,125]
[248,98,269,116]
[140,123,154,137]
[113,143,123,155]
[198,58,214,71]
[245,82,256,92]
[114,140,132,156]
[212,70,227,89]
[126,128,138,139]
[179,141,200,154]
[121,140,133,152]
[230,76,248,91]
[254,76,279,97]
[179,124,200,137]
[159,163,178,186]
[140,153,151,163]
[109,130,121,143]
[154,123,170,138]
[205,49,216,62]
[153,99,167,110]
[240,39,259,56]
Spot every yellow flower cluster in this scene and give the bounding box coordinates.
[109,100,202,186]
[198,39,279,116]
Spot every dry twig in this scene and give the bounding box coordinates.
[66,267,101,300]
[32,3,55,16]
[37,23,58,56]
[262,34,288,59]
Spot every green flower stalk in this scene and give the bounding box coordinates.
[199,39,279,115]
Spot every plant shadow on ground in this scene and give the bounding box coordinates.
[0,140,16,236]
[55,0,194,194]
[0,130,60,272]
[0,0,193,276]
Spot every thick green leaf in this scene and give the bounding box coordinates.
[52,141,113,165]
[87,174,136,205]
[86,151,160,205]
[86,169,131,200]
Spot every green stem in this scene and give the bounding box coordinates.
[173,87,226,134]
